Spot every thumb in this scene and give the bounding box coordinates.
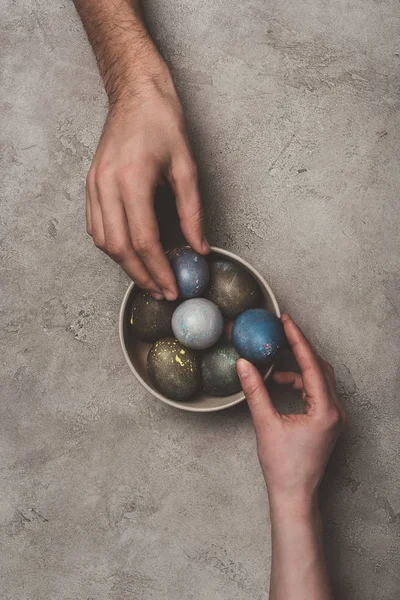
[169,155,210,255]
[236,359,277,434]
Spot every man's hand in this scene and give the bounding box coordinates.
[237,313,345,503]
[74,0,209,299]
[87,78,208,300]
[237,314,345,600]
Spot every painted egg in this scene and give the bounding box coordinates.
[168,247,209,299]
[128,290,179,343]
[205,259,260,319]
[201,342,242,396]
[147,338,200,401]
[232,308,285,365]
[172,298,224,350]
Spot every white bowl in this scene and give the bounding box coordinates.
[119,247,280,413]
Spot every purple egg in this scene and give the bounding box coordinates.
[168,247,209,299]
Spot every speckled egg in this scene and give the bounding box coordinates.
[201,343,242,396]
[128,290,179,343]
[205,259,260,319]
[147,338,200,401]
[232,308,285,365]
[172,298,224,350]
[168,247,209,299]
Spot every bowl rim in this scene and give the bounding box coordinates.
[119,246,281,413]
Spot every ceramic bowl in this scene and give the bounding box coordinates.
[119,246,280,413]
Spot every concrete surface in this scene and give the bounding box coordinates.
[1,0,399,598]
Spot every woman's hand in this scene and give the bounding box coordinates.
[237,314,345,599]
[237,313,345,505]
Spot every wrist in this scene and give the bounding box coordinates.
[108,54,176,107]
[98,12,174,106]
[268,489,320,524]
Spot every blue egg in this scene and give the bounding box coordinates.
[172,298,224,350]
[232,308,285,365]
[168,247,209,299]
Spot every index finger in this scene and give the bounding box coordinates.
[120,166,179,300]
[281,314,330,405]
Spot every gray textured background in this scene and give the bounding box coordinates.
[1,1,399,599]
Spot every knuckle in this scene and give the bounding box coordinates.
[118,164,134,187]
[172,157,198,183]
[95,161,113,185]
[180,204,204,233]
[188,204,204,225]
[245,381,264,400]
[132,237,154,257]
[92,235,106,251]
[118,162,145,188]
[106,241,128,261]
[325,407,341,428]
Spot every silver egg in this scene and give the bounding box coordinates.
[172,298,224,350]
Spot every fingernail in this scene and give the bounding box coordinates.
[236,359,249,378]
[201,236,210,253]
[163,289,178,301]
[152,292,164,301]
[281,313,290,322]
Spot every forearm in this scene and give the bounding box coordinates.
[268,494,333,600]
[73,0,170,104]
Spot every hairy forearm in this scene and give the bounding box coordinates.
[73,0,169,104]
[269,495,333,600]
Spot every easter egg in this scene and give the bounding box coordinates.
[205,259,260,319]
[232,308,285,365]
[168,247,209,299]
[172,298,224,350]
[147,338,200,401]
[201,343,242,396]
[128,290,179,343]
